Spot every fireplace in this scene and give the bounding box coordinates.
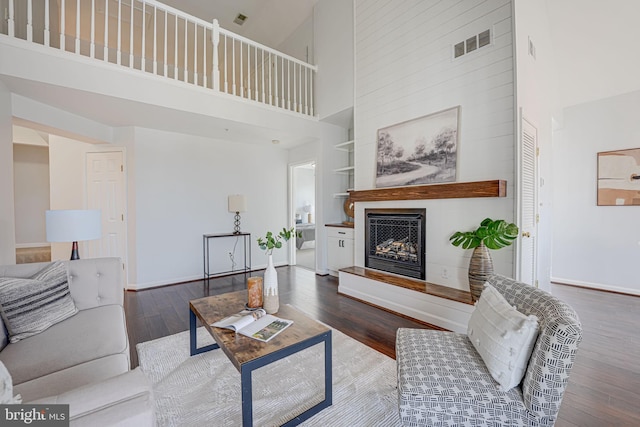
[365,209,426,279]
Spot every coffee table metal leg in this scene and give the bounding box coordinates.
[240,366,253,427]
[189,309,219,356]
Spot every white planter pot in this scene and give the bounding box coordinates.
[263,254,279,314]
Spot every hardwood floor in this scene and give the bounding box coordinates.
[124,267,640,426]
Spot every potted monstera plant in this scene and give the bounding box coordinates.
[449,218,519,301]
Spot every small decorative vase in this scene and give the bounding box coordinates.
[468,242,494,302]
[263,254,279,314]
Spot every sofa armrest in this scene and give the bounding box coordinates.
[31,368,154,426]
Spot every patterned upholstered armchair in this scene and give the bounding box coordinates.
[396,275,582,426]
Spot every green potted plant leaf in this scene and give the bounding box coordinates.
[257,227,300,313]
[449,218,519,301]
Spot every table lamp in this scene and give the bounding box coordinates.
[46,209,102,260]
[228,195,247,234]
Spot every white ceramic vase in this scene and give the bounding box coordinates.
[263,253,279,314]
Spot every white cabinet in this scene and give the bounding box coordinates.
[326,225,354,276]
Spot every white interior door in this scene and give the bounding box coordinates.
[86,151,127,267]
[519,117,538,286]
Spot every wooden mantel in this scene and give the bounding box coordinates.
[348,180,506,202]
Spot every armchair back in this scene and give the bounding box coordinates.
[487,275,582,422]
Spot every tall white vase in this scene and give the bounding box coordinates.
[263,254,279,314]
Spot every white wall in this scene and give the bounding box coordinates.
[552,90,640,295]
[132,127,291,288]
[294,167,315,222]
[0,82,15,264]
[354,0,516,291]
[13,144,50,245]
[48,135,99,260]
[314,0,354,120]
[513,0,559,291]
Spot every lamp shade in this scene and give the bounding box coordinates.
[228,195,247,213]
[46,210,102,242]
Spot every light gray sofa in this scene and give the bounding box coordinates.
[396,274,582,426]
[0,257,154,426]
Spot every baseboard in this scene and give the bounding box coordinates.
[551,276,640,297]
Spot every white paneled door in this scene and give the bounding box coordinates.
[86,151,127,268]
[519,118,538,286]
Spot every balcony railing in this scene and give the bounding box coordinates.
[0,0,317,116]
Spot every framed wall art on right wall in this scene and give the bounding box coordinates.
[597,148,640,206]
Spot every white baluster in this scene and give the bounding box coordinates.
[275,56,279,107]
[153,6,157,74]
[90,0,96,58]
[129,0,133,67]
[103,0,108,60]
[183,19,187,82]
[310,70,314,116]
[7,0,15,37]
[304,67,308,115]
[75,0,80,53]
[211,20,220,91]
[116,0,121,64]
[194,23,198,84]
[173,14,178,78]
[287,60,291,110]
[261,50,265,103]
[203,23,208,88]
[141,1,146,69]
[44,0,50,47]
[240,42,244,98]
[268,53,272,105]
[27,0,33,42]
[60,0,65,50]
[254,47,258,100]
[232,38,236,95]
[223,35,228,93]
[163,10,168,76]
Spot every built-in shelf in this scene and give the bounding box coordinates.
[349,180,506,202]
[334,140,354,151]
[333,166,355,174]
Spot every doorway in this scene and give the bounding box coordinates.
[291,161,316,271]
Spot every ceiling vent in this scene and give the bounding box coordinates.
[454,29,491,59]
[233,13,248,26]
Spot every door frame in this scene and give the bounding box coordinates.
[288,159,317,269]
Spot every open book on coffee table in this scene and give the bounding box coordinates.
[211,309,293,342]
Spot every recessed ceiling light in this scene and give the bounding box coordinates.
[271,139,280,144]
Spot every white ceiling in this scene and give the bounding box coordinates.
[158,0,319,49]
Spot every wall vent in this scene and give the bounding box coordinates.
[454,29,491,59]
[233,13,248,26]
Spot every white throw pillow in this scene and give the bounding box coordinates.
[467,283,539,392]
[0,361,22,404]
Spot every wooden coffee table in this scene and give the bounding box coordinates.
[189,291,332,427]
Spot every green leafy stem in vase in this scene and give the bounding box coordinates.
[449,218,519,250]
[257,227,301,255]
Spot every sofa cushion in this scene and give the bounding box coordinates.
[467,283,539,392]
[0,304,128,386]
[396,328,540,425]
[0,261,78,343]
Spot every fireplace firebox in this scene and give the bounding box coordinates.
[365,209,426,280]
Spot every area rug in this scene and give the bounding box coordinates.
[137,325,402,426]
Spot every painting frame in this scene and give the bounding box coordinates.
[375,106,460,189]
[597,147,640,206]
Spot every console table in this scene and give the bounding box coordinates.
[203,232,251,280]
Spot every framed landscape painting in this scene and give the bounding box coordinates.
[597,148,640,206]
[375,106,460,188]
